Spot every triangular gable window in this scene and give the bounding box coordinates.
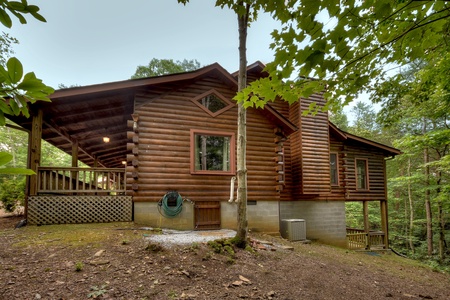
[192,89,234,117]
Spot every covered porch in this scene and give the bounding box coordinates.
[7,84,138,225]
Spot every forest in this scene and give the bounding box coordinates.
[331,56,450,270]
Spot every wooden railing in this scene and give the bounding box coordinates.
[37,167,126,195]
[346,228,386,250]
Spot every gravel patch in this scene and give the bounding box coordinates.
[144,228,236,246]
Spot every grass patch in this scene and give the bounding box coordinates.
[11,222,140,248]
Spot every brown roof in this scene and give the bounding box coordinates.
[329,122,402,156]
[8,63,295,168]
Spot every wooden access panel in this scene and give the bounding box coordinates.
[194,201,221,230]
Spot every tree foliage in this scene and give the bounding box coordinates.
[370,53,450,264]
[131,58,201,79]
[232,1,450,112]
[0,0,54,125]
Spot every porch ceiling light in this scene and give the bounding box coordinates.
[121,161,126,165]
[103,136,110,143]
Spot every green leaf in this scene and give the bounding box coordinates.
[25,4,40,13]
[0,152,13,166]
[8,1,26,11]
[0,9,12,28]
[0,100,13,118]
[10,10,27,24]
[0,167,35,175]
[9,97,20,114]
[0,111,5,126]
[6,57,23,84]
[30,11,46,23]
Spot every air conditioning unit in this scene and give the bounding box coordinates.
[280,219,306,241]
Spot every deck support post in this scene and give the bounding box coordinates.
[363,200,369,249]
[363,201,369,232]
[380,200,389,249]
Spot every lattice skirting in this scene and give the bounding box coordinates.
[28,196,132,225]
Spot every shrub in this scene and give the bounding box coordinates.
[0,177,25,213]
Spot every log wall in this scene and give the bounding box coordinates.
[127,78,281,203]
[289,94,331,196]
[330,137,388,201]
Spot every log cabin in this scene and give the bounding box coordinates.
[7,61,401,249]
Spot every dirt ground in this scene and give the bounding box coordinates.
[0,216,449,300]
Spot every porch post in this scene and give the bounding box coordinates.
[28,109,43,196]
[380,200,389,249]
[72,140,78,167]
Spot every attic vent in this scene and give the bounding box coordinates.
[192,89,234,117]
[198,94,227,113]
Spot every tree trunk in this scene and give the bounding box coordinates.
[438,199,445,261]
[234,3,249,247]
[436,170,446,261]
[423,119,433,256]
[407,157,415,253]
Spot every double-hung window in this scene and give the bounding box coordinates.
[330,153,339,186]
[190,129,235,175]
[355,158,369,190]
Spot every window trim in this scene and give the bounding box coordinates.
[330,152,339,186]
[191,89,234,117]
[190,129,236,175]
[355,158,369,190]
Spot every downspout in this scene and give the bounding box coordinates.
[228,176,236,202]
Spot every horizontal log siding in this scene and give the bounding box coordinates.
[130,78,279,203]
[289,102,302,197]
[329,136,346,200]
[345,142,387,201]
[299,94,331,194]
[329,136,388,201]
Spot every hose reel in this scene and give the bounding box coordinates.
[158,191,183,218]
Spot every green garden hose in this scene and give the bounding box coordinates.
[158,191,183,218]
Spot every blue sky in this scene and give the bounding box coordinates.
[5,0,280,88]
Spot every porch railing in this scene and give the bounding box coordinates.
[346,228,386,250]
[37,167,126,195]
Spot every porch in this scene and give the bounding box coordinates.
[27,166,132,225]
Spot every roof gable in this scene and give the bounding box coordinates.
[329,121,401,156]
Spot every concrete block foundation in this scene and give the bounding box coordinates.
[134,202,195,230]
[280,201,347,247]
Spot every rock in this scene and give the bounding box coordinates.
[181,270,190,277]
[35,294,41,299]
[280,245,294,251]
[232,280,243,286]
[180,292,197,298]
[89,260,110,266]
[94,249,105,257]
[239,275,251,283]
